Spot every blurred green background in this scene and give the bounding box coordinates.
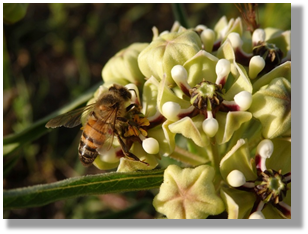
[3,3,290,219]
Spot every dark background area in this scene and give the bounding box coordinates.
[3,3,291,219]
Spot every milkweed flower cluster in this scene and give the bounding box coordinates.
[88,15,291,219]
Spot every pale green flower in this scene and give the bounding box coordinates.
[102,43,149,88]
[219,138,291,219]
[153,164,225,219]
[157,51,253,148]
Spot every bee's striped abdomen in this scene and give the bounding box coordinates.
[78,117,105,166]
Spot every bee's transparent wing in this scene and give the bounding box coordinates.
[45,103,96,128]
[91,105,119,154]
[95,127,116,157]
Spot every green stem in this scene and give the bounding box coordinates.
[171,3,189,28]
[168,146,209,166]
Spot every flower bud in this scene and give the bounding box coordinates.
[200,28,215,52]
[215,59,231,85]
[171,65,188,83]
[171,65,191,95]
[216,59,231,79]
[142,137,159,155]
[102,43,148,87]
[249,211,265,219]
[257,139,274,159]
[195,24,207,33]
[250,77,291,138]
[214,16,243,40]
[93,146,121,171]
[252,28,266,46]
[138,30,202,85]
[162,101,181,122]
[227,170,246,187]
[249,55,265,79]
[227,32,243,49]
[202,112,219,137]
[233,91,252,111]
[255,139,274,172]
[97,146,119,164]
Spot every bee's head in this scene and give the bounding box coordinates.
[109,84,132,101]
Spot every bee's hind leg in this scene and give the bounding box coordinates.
[113,129,149,166]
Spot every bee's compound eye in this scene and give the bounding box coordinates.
[120,88,131,100]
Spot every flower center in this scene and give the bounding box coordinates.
[254,169,288,204]
[189,81,224,114]
[252,42,283,73]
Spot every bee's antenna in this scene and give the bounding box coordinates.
[128,88,138,97]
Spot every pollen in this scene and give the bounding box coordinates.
[124,114,150,138]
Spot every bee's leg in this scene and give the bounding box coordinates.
[113,129,149,166]
[116,116,128,123]
[125,103,139,112]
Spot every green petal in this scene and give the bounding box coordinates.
[217,39,236,62]
[250,77,291,139]
[252,61,291,92]
[267,138,291,174]
[157,75,191,115]
[142,76,160,118]
[224,117,263,154]
[265,138,291,207]
[220,139,256,182]
[168,115,206,147]
[224,62,253,100]
[216,111,252,144]
[262,203,289,219]
[117,142,158,172]
[146,120,176,157]
[183,50,218,86]
[214,16,243,41]
[220,183,256,219]
[265,29,291,57]
[214,16,228,38]
[93,157,119,170]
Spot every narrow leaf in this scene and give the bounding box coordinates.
[3,169,164,209]
[171,3,189,28]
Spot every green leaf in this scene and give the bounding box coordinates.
[3,169,164,209]
[3,82,102,157]
[171,3,189,28]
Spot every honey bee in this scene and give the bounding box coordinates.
[45,84,147,166]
